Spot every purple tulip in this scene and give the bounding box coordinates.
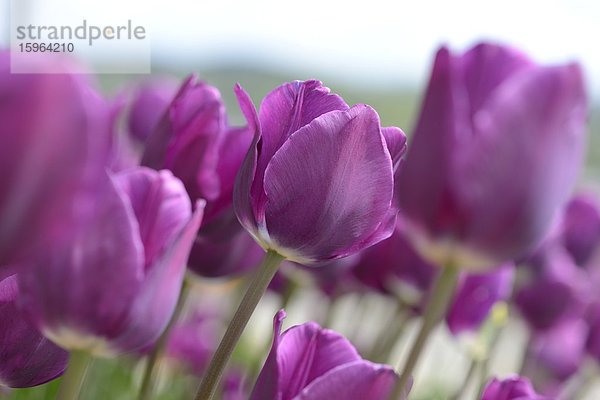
[351,220,437,296]
[187,211,265,278]
[0,275,68,388]
[560,194,600,267]
[522,318,587,395]
[481,376,549,400]
[142,76,253,225]
[234,80,406,264]
[398,43,587,269]
[516,247,587,331]
[0,51,112,272]
[250,310,403,400]
[17,167,204,355]
[585,301,600,362]
[165,311,218,376]
[446,264,514,334]
[128,78,178,143]
[351,221,514,332]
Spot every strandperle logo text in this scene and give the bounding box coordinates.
[16,20,146,46]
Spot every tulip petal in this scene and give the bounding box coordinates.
[459,63,587,260]
[460,43,534,116]
[141,76,224,202]
[293,361,400,400]
[0,275,68,388]
[397,47,469,236]
[18,175,145,352]
[233,84,262,237]
[127,78,178,142]
[113,200,204,352]
[0,53,111,267]
[263,105,394,262]
[251,80,349,225]
[381,127,407,170]
[446,264,514,334]
[250,310,286,400]
[115,167,192,270]
[277,323,361,399]
[204,126,255,224]
[561,194,600,266]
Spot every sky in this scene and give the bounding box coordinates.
[1,0,599,96]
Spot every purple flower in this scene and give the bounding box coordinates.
[446,264,514,334]
[250,310,403,400]
[0,275,68,388]
[351,221,514,332]
[142,76,253,225]
[585,301,600,362]
[17,167,203,356]
[234,80,406,264]
[0,51,112,272]
[187,212,265,278]
[127,78,178,143]
[522,318,587,395]
[481,376,549,400]
[398,43,587,269]
[560,194,600,267]
[351,220,437,296]
[165,311,218,376]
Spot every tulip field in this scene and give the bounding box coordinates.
[1,43,600,400]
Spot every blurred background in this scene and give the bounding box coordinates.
[1,0,599,399]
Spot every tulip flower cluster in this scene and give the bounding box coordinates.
[0,40,594,400]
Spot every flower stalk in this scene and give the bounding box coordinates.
[57,350,92,400]
[195,250,285,400]
[392,264,460,398]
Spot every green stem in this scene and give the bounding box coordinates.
[450,358,478,400]
[56,350,92,400]
[371,308,411,364]
[195,250,285,400]
[391,265,460,399]
[137,280,190,400]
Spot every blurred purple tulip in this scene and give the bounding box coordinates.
[446,264,514,334]
[128,78,178,143]
[560,194,600,268]
[234,80,406,264]
[142,76,253,225]
[0,51,112,272]
[17,167,204,356]
[164,311,218,376]
[585,302,600,362]
[187,211,265,278]
[250,310,403,400]
[522,318,587,396]
[351,221,514,332]
[398,43,587,269]
[0,275,68,388]
[351,221,437,296]
[481,376,549,400]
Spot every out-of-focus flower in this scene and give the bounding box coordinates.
[446,264,514,334]
[187,212,265,278]
[0,275,68,388]
[164,311,219,376]
[560,194,600,267]
[0,51,112,272]
[522,318,587,397]
[250,310,403,400]
[351,221,437,296]
[141,76,256,277]
[234,80,406,264]
[398,43,587,270]
[481,376,549,400]
[142,76,253,225]
[18,167,204,356]
[351,221,514,332]
[585,301,600,362]
[128,78,178,143]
